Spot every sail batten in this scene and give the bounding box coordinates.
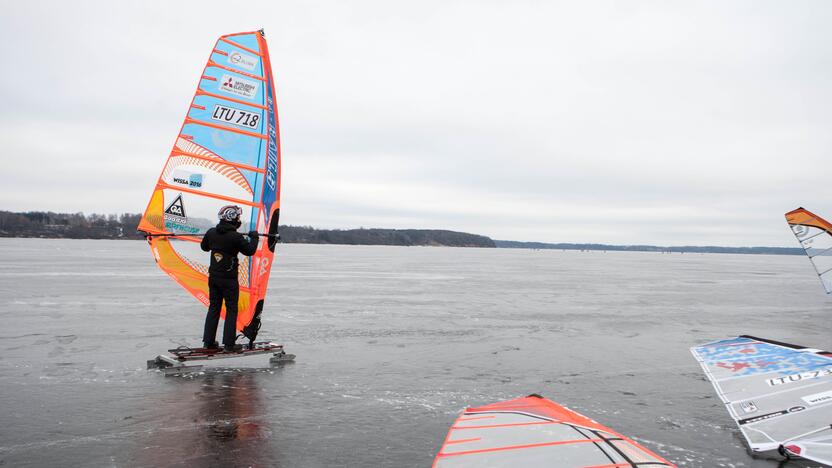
[139,30,281,332]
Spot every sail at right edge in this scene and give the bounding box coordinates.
[786,207,832,294]
[691,336,832,466]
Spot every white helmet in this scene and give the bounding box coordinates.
[217,205,243,222]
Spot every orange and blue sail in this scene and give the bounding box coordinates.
[138,30,281,332]
[785,207,832,294]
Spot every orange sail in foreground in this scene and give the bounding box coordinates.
[434,394,675,468]
[138,30,281,335]
[785,207,832,294]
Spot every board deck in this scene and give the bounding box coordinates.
[168,341,285,361]
[147,341,295,372]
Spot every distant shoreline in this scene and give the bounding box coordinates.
[0,211,494,248]
[0,210,802,255]
[494,240,801,256]
[2,236,803,256]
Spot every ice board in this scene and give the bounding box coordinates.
[147,341,295,372]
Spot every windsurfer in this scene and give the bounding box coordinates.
[200,205,259,352]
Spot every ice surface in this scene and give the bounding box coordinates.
[0,239,828,467]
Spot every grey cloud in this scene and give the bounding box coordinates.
[2,0,831,246]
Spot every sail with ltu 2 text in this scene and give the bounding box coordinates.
[691,336,832,465]
[137,30,281,341]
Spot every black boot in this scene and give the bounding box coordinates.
[224,343,242,353]
[204,341,219,350]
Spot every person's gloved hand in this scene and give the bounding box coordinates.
[249,230,259,238]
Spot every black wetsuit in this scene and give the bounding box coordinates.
[200,220,258,347]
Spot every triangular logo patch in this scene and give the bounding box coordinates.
[213,252,223,263]
[164,194,187,223]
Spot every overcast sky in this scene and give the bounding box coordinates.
[1,1,830,246]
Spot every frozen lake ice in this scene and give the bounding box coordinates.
[0,238,829,467]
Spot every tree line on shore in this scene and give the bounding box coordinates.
[494,240,802,255]
[0,211,496,247]
[0,210,801,254]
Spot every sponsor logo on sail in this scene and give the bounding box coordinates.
[164,193,187,224]
[219,74,258,99]
[792,225,810,239]
[259,257,269,277]
[228,51,257,71]
[738,406,804,425]
[740,401,758,413]
[802,390,832,406]
[172,170,204,189]
[164,221,198,234]
[265,96,278,192]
